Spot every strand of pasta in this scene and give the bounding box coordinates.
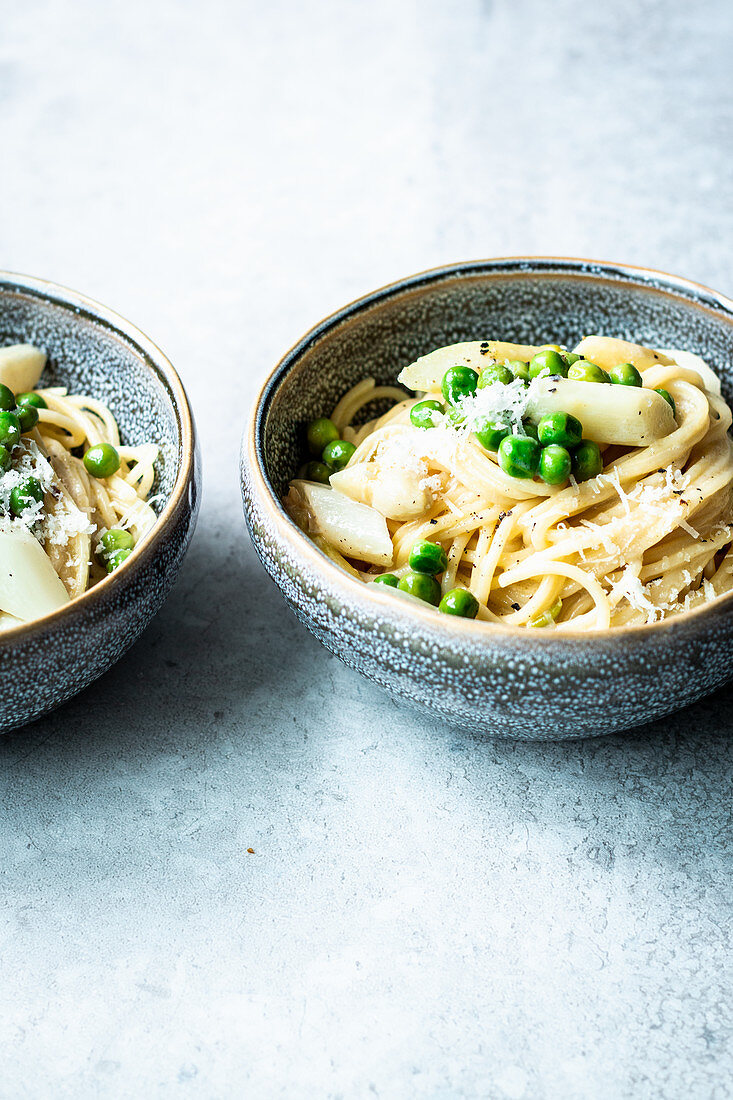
[332,379,409,433]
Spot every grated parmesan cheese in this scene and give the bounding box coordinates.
[612,567,662,622]
[0,441,95,555]
[579,518,620,557]
[600,466,632,516]
[457,377,533,435]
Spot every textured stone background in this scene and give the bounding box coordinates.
[1,1,732,1096]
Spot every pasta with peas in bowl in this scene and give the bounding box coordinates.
[243,259,733,737]
[286,335,732,632]
[0,342,161,629]
[0,270,198,734]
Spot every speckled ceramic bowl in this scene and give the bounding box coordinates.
[0,272,200,733]
[242,259,733,740]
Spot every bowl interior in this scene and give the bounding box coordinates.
[0,281,181,506]
[261,263,733,495]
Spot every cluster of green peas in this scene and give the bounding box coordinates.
[0,385,52,517]
[372,539,479,619]
[97,527,135,573]
[0,382,134,571]
[409,348,677,487]
[303,417,357,483]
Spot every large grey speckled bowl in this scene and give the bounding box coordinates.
[242,259,733,739]
[0,272,200,733]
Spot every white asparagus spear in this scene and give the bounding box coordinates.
[330,461,433,520]
[287,480,393,566]
[398,340,545,392]
[526,378,676,445]
[0,525,70,621]
[0,344,46,393]
[572,336,673,372]
[657,348,721,395]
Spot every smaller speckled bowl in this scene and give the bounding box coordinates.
[0,272,200,734]
[242,259,733,740]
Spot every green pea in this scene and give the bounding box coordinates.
[439,587,479,619]
[498,434,541,479]
[0,384,15,411]
[572,440,603,482]
[474,418,510,451]
[106,548,133,573]
[398,571,442,605]
[322,438,355,471]
[0,411,21,450]
[568,360,611,384]
[408,539,448,576]
[529,350,569,380]
[608,362,643,387]
[529,598,563,628]
[16,391,47,410]
[446,406,466,427]
[307,417,339,456]
[539,444,572,486]
[9,477,44,516]
[507,359,530,382]
[16,404,39,433]
[410,399,445,429]
[478,363,514,388]
[655,388,676,418]
[441,365,479,406]
[537,411,583,448]
[100,528,135,556]
[563,352,582,366]
[0,445,10,472]
[305,460,332,484]
[372,573,399,587]
[522,420,539,441]
[83,442,120,478]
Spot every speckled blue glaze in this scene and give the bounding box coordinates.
[242,259,733,740]
[0,273,201,733]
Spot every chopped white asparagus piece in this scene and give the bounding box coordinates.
[330,461,432,520]
[572,336,673,373]
[0,344,46,393]
[0,525,70,621]
[397,340,545,393]
[526,377,676,445]
[657,348,721,395]
[480,340,547,362]
[290,480,393,566]
[397,341,485,393]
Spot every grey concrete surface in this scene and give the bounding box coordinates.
[1,0,732,1096]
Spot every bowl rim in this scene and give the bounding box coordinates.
[0,269,197,641]
[243,256,733,643]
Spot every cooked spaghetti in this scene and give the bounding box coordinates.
[285,336,733,630]
[0,343,159,629]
